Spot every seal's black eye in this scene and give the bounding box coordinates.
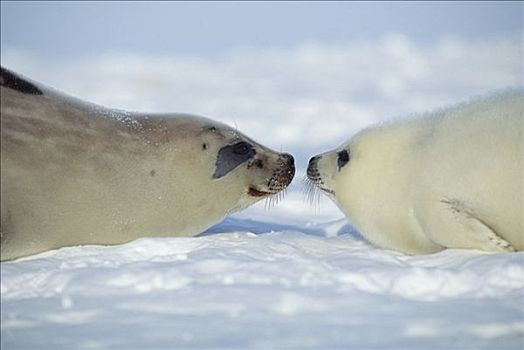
[337,149,350,170]
[232,141,251,155]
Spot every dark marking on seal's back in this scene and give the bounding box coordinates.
[1,67,43,95]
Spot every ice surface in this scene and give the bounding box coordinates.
[1,35,524,349]
[2,192,523,349]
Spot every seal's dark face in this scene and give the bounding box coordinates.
[201,124,295,198]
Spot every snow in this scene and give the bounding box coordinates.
[2,35,524,349]
[2,209,524,349]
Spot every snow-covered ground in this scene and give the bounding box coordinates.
[2,204,524,349]
[1,35,524,349]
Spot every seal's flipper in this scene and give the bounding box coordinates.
[431,199,515,252]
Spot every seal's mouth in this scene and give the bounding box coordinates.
[248,186,271,197]
[319,187,335,195]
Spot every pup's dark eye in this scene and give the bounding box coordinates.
[337,149,350,170]
[232,142,251,155]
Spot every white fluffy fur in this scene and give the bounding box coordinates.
[312,91,523,254]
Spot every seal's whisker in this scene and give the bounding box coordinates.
[263,187,289,211]
[302,176,322,208]
[278,188,288,205]
[264,197,270,211]
[264,193,276,211]
[266,195,275,210]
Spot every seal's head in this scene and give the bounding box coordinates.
[305,123,433,253]
[208,127,295,198]
[137,115,295,213]
[306,123,419,212]
[306,143,351,200]
[307,129,392,218]
[204,121,295,209]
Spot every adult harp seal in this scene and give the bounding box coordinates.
[0,67,295,261]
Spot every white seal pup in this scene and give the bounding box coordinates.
[0,67,295,261]
[307,91,523,254]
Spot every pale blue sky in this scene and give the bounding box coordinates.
[1,1,522,58]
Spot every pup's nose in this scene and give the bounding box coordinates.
[308,155,319,168]
[307,155,320,178]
